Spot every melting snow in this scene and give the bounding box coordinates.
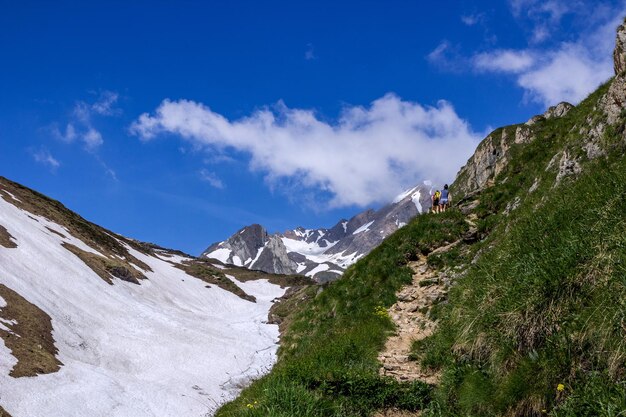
[352,221,374,235]
[305,264,329,277]
[248,247,265,269]
[154,252,193,264]
[411,190,422,213]
[1,191,21,203]
[392,186,418,203]
[0,195,286,417]
[206,247,232,263]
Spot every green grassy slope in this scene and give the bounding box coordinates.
[415,80,626,417]
[216,77,626,416]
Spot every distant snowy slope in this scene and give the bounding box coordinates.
[0,177,289,417]
[203,182,433,282]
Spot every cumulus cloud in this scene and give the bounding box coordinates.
[31,147,60,171]
[131,95,480,208]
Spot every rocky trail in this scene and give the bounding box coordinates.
[377,254,444,385]
[375,215,477,416]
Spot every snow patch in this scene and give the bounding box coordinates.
[248,246,265,269]
[411,190,422,213]
[393,186,418,203]
[206,247,232,263]
[232,255,243,267]
[0,190,21,203]
[305,263,330,277]
[352,221,374,235]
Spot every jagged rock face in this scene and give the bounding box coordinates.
[615,18,626,75]
[599,76,626,125]
[253,235,297,275]
[544,102,573,119]
[453,128,512,199]
[514,125,533,144]
[325,186,431,258]
[202,184,432,282]
[454,102,574,200]
[203,224,269,266]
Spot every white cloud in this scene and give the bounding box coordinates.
[461,13,485,26]
[91,91,120,116]
[509,0,573,25]
[199,169,225,189]
[52,90,120,150]
[473,50,536,73]
[31,147,60,171]
[51,123,77,143]
[131,95,480,208]
[470,5,623,107]
[83,128,104,150]
[427,41,466,72]
[518,44,611,105]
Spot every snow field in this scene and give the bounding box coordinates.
[0,196,286,417]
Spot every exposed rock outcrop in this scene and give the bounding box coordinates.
[544,102,573,119]
[253,235,297,275]
[452,127,514,199]
[614,18,626,75]
[599,76,626,125]
[454,100,577,200]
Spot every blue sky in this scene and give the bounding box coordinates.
[1,0,624,254]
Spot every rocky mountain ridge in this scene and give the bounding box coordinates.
[202,183,433,282]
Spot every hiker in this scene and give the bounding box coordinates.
[432,190,441,213]
[439,184,451,212]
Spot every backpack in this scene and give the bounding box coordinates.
[434,191,441,200]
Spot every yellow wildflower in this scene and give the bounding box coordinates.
[557,383,565,392]
[374,305,389,319]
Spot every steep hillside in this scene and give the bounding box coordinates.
[203,183,432,282]
[0,176,310,417]
[215,19,626,417]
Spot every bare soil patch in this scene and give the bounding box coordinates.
[0,283,62,377]
[176,259,257,302]
[63,243,147,285]
[0,225,17,249]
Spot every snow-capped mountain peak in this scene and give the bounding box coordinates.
[202,182,433,282]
